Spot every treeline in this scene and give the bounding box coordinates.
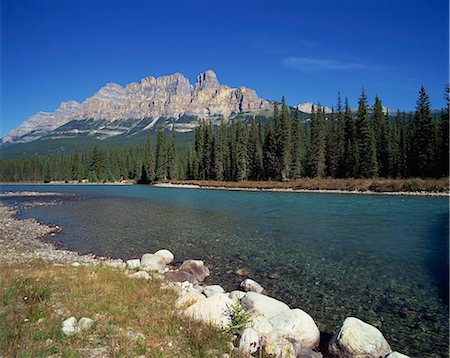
[186,86,448,181]
[0,86,448,183]
[0,129,177,183]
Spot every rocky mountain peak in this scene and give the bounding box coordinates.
[2,70,272,144]
[194,70,220,91]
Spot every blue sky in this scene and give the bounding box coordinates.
[1,0,448,137]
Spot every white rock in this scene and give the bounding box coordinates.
[229,290,246,301]
[175,291,206,309]
[154,249,174,264]
[249,313,274,337]
[62,316,77,328]
[328,317,392,358]
[238,327,260,355]
[77,317,94,331]
[140,253,166,273]
[104,259,126,269]
[126,259,141,270]
[71,262,80,267]
[61,316,79,336]
[264,336,296,357]
[240,278,264,293]
[203,285,225,297]
[128,271,151,280]
[269,308,320,349]
[241,292,290,319]
[184,293,232,328]
[62,325,80,336]
[385,352,410,358]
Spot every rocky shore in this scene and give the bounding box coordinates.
[0,196,412,357]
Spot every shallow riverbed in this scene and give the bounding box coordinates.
[1,184,448,357]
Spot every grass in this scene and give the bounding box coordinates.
[169,177,449,193]
[0,261,236,357]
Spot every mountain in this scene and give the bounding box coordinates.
[2,70,273,144]
[296,102,332,114]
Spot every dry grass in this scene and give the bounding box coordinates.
[0,261,234,357]
[170,177,449,193]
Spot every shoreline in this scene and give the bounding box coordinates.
[0,193,436,357]
[152,182,450,197]
[1,180,448,196]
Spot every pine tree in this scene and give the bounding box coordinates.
[166,128,176,180]
[290,108,304,178]
[409,86,435,177]
[140,136,155,183]
[438,85,449,177]
[213,119,227,181]
[235,119,249,181]
[310,105,326,177]
[263,117,278,180]
[155,126,167,181]
[355,89,378,178]
[372,96,390,177]
[278,96,291,180]
[248,117,264,180]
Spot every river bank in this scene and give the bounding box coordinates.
[0,196,418,357]
[154,178,449,196]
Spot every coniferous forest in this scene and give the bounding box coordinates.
[1,86,448,183]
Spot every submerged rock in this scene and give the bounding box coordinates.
[140,253,166,273]
[154,249,174,264]
[163,270,197,284]
[240,278,264,293]
[179,259,210,282]
[239,327,260,355]
[328,317,392,358]
[269,308,320,349]
[241,292,290,319]
[184,293,232,327]
[385,352,410,358]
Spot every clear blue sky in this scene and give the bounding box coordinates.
[1,0,448,137]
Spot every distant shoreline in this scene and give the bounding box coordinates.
[1,178,448,197]
[153,182,449,197]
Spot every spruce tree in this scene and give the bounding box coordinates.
[141,136,155,183]
[372,96,390,177]
[235,119,249,181]
[278,96,292,180]
[438,85,449,177]
[310,105,326,177]
[290,108,304,178]
[155,126,167,181]
[248,117,264,180]
[263,117,278,180]
[355,89,378,178]
[409,86,435,177]
[166,128,176,180]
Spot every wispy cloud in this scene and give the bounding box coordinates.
[282,56,378,71]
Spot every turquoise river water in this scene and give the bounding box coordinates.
[1,184,448,356]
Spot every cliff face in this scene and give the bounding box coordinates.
[3,70,272,144]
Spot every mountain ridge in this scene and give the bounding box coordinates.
[2,70,273,144]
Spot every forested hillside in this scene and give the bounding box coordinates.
[1,86,448,183]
